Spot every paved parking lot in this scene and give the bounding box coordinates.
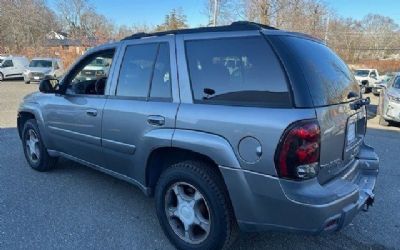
[1,80,399,249]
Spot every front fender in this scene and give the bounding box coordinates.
[172,129,241,169]
[18,101,50,147]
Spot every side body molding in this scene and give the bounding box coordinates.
[172,129,241,169]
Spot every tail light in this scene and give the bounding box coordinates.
[274,119,320,180]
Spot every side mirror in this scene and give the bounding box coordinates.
[39,77,59,93]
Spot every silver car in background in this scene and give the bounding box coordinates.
[379,74,400,125]
[23,57,64,84]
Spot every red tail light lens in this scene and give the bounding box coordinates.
[274,120,320,180]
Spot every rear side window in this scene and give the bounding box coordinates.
[277,36,359,106]
[117,43,172,101]
[185,36,290,107]
[117,43,158,98]
[150,43,172,101]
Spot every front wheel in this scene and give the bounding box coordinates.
[0,72,4,81]
[155,161,238,250]
[22,119,57,171]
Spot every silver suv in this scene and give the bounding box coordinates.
[18,22,379,250]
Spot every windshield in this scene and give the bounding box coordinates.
[0,59,3,64]
[29,60,52,68]
[354,70,370,77]
[276,36,359,106]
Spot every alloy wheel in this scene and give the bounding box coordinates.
[164,182,211,245]
[25,129,40,163]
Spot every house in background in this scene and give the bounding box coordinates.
[43,31,98,67]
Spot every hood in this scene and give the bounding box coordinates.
[83,65,106,71]
[22,91,41,102]
[354,75,368,80]
[26,67,52,74]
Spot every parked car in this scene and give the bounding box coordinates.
[354,68,380,93]
[378,73,400,125]
[17,22,378,250]
[372,72,397,96]
[0,56,29,81]
[74,57,111,83]
[23,57,64,84]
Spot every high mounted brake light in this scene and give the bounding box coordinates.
[274,120,320,180]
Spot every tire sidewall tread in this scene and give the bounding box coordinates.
[155,160,238,250]
[22,119,56,171]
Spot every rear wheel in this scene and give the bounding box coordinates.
[155,160,238,250]
[22,119,57,171]
[24,81,30,84]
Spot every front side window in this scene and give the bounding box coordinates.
[185,36,290,107]
[116,42,172,101]
[2,60,14,67]
[64,49,115,95]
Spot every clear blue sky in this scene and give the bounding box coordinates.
[48,0,400,27]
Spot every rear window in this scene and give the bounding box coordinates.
[278,36,359,106]
[185,36,290,107]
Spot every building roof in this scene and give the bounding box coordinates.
[44,38,82,47]
[122,21,278,41]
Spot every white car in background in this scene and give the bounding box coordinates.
[354,68,380,93]
[23,58,64,84]
[0,56,29,81]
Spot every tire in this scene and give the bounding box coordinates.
[22,119,57,171]
[379,116,390,126]
[0,72,4,81]
[25,81,30,84]
[155,160,238,250]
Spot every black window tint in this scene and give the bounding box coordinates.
[185,36,290,107]
[117,43,158,98]
[279,36,359,106]
[150,43,172,100]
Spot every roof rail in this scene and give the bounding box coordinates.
[122,21,278,41]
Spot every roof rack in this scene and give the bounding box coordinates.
[122,21,278,41]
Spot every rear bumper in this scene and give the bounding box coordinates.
[220,143,378,234]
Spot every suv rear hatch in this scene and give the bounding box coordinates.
[267,34,366,184]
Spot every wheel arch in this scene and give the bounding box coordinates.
[145,129,241,194]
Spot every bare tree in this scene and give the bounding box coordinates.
[0,0,59,53]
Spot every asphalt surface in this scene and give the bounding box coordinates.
[0,80,399,250]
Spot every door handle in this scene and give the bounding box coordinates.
[86,109,98,117]
[147,115,165,126]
